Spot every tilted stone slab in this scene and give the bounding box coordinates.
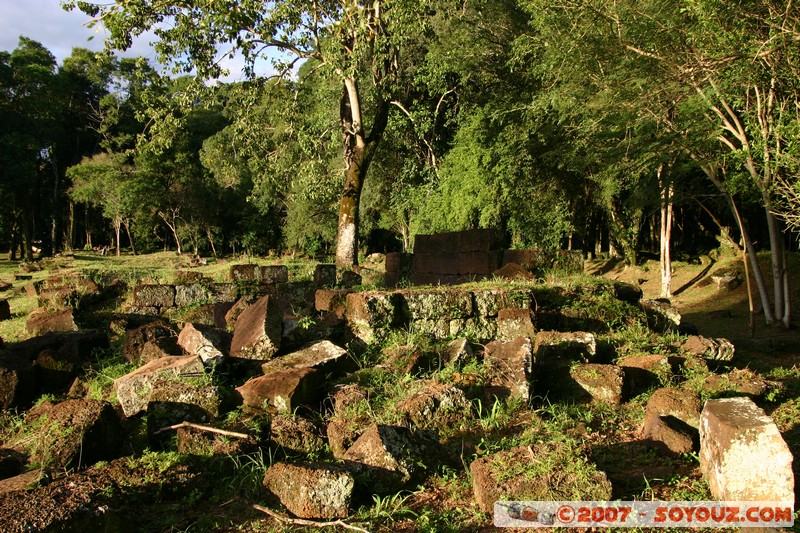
[236,367,321,413]
[700,397,794,504]
[640,387,702,454]
[177,323,227,365]
[396,380,472,430]
[263,462,354,519]
[25,308,78,335]
[618,354,671,398]
[261,340,348,375]
[123,321,176,364]
[229,295,282,360]
[681,335,735,361]
[484,336,535,401]
[341,424,437,494]
[114,355,205,417]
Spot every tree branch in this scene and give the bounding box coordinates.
[253,505,371,532]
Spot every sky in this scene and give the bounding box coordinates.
[0,0,270,82]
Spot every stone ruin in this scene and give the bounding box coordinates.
[0,244,794,525]
[385,228,584,287]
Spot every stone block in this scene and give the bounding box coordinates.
[345,291,405,344]
[25,308,78,336]
[229,264,260,281]
[177,323,228,365]
[460,251,502,275]
[618,354,671,398]
[535,331,597,361]
[261,265,289,284]
[484,336,535,401]
[570,364,624,407]
[339,270,362,288]
[174,283,210,307]
[236,367,321,412]
[270,415,325,455]
[700,397,794,504]
[458,228,504,252]
[396,380,472,431]
[114,355,205,417]
[208,283,238,303]
[263,462,354,519]
[133,284,176,308]
[15,399,122,470]
[497,308,535,341]
[123,321,176,364]
[402,289,473,321]
[681,335,735,361]
[314,289,350,317]
[313,264,337,287]
[414,232,462,254]
[341,424,437,494]
[261,340,349,375]
[230,295,282,361]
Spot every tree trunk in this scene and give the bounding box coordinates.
[66,201,75,252]
[659,169,673,299]
[334,77,390,268]
[206,228,217,259]
[765,210,787,323]
[124,221,137,256]
[113,220,122,257]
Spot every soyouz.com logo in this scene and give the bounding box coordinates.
[494,501,795,528]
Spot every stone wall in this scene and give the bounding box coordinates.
[385,228,584,287]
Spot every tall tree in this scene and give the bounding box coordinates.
[64,0,432,267]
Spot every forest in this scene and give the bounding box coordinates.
[2,0,799,327]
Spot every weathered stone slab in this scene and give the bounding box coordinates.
[174,283,210,307]
[640,387,702,454]
[570,364,624,407]
[261,340,348,375]
[341,424,437,494]
[229,264,260,281]
[114,355,205,417]
[396,380,472,430]
[208,283,238,303]
[177,323,227,365]
[236,368,321,413]
[700,368,777,399]
[496,308,535,341]
[313,264,337,287]
[618,354,670,398]
[270,415,325,455]
[645,387,702,429]
[470,444,612,514]
[700,397,794,504]
[640,299,682,333]
[263,462,354,519]
[224,298,253,329]
[25,308,78,335]
[123,321,176,364]
[13,399,122,470]
[230,295,282,361]
[484,336,534,401]
[534,331,597,361]
[261,265,289,284]
[146,380,221,431]
[314,289,350,317]
[133,284,175,308]
[443,338,473,366]
[345,291,405,344]
[681,335,735,361]
[473,289,533,317]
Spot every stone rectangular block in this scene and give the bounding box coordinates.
[261,265,289,284]
[700,397,794,504]
[133,284,176,308]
